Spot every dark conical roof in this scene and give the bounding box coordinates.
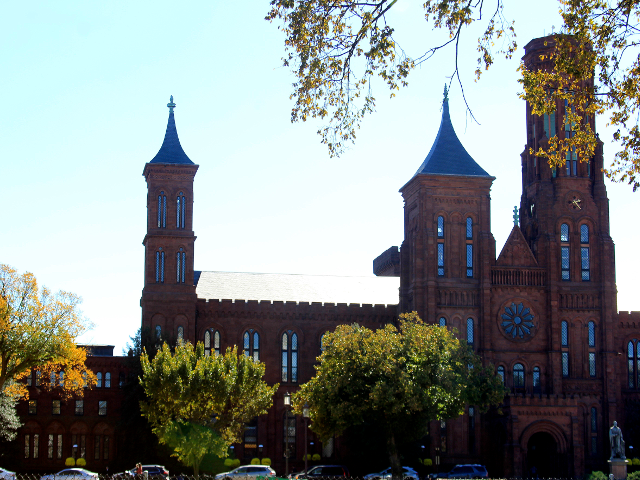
[413,92,490,177]
[150,97,194,165]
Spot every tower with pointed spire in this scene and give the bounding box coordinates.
[141,96,199,343]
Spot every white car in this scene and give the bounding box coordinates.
[0,468,16,480]
[215,466,276,480]
[364,467,419,480]
[41,468,99,480]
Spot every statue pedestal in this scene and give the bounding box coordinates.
[608,459,627,480]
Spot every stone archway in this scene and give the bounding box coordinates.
[526,432,559,478]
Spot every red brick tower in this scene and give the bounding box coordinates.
[141,96,199,344]
[399,86,496,336]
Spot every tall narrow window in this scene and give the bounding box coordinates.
[96,372,102,388]
[468,406,476,454]
[466,244,473,278]
[177,326,184,342]
[24,434,30,459]
[29,400,37,415]
[466,318,474,348]
[438,243,445,277]
[628,340,639,388]
[155,248,165,283]
[105,372,111,388]
[104,436,109,460]
[588,321,596,347]
[513,363,525,392]
[57,434,63,459]
[155,325,162,340]
[75,400,84,415]
[533,366,541,394]
[284,411,297,459]
[560,223,570,280]
[591,407,598,455]
[99,400,107,416]
[244,330,260,361]
[35,371,40,386]
[561,321,569,347]
[562,352,570,377]
[561,321,570,376]
[119,372,125,388]
[437,216,444,238]
[158,191,167,228]
[281,331,299,383]
[543,111,556,138]
[466,217,473,239]
[52,400,61,415]
[565,100,577,176]
[440,420,447,452]
[214,330,221,355]
[439,317,446,327]
[204,330,211,356]
[176,192,186,229]
[95,435,101,460]
[589,352,596,377]
[176,247,186,283]
[26,371,32,387]
[48,434,54,459]
[33,434,39,459]
[581,225,590,281]
[497,366,505,384]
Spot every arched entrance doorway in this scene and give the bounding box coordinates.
[526,432,559,478]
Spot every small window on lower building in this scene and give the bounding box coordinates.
[28,400,37,415]
[75,400,84,415]
[52,399,61,415]
[98,400,107,416]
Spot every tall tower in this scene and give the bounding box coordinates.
[141,96,198,344]
[399,88,496,339]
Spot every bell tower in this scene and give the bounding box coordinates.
[141,96,198,344]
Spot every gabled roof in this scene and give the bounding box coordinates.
[195,271,399,306]
[496,225,538,267]
[412,89,490,178]
[149,96,194,165]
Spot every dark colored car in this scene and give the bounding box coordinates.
[293,465,350,480]
[433,465,488,479]
[119,465,169,480]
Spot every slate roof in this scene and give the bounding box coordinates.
[413,96,490,177]
[195,271,399,306]
[150,108,194,165]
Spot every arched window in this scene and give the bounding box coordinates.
[155,248,165,283]
[439,317,446,327]
[565,99,578,176]
[157,191,167,228]
[466,218,473,278]
[513,363,525,391]
[177,326,184,342]
[176,247,186,283]
[628,340,640,388]
[467,318,474,347]
[176,192,186,229]
[560,223,570,280]
[437,216,444,238]
[96,372,102,388]
[320,332,326,353]
[581,224,590,281]
[283,411,296,458]
[588,321,596,347]
[155,325,162,341]
[437,216,445,276]
[533,366,541,394]
[497,366,505,384]
[281,331,299,383]
[244,330,260,361]
[105,372,111,388]
[204,330,220,356]
[214,330,221,356]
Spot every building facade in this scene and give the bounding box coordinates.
[14,35,640,477]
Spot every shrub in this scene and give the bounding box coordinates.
[251,458,260,465]
[633,458,640,466]
[65,458,75,467]
[224,459,234,467]
[312,454,320,461]
[627,471,640,480]
[261,458,271,466]
[586,471,607,480]
[423,459,433,466]
[232,459,241,468]
[76,458,86,467]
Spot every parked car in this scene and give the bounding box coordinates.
[430,465,488,479]
[293,465,350,479]
[363,467,418,480]
[41,468,99,480]
[214,465,276,480]
[0,468,16,480]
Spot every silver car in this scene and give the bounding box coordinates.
[364,467,419,480]
[0,468,16,480]
[41,469,99,480]
[215,466,276,480]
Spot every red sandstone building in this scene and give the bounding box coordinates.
[14,35,640,477]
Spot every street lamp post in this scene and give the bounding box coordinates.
[303,403,310,473]
[284,392,291,476]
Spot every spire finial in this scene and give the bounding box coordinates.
[513,206,520,226]
[443,84,449,103]
[167,95,176,113]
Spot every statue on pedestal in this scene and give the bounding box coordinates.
[609,421,626,460]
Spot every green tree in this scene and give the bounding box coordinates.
[0,263,96,400]
[140,342,278,476]
[267,0,640,189]
[0,384,21,441]
[292,312,506,480]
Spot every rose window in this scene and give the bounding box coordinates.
[501,302,535,339]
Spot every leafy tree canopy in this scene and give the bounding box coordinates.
[140,342,278,476]
[0,384,21,441]
[292,312,506,479]
[267,0,640,189]
[0,263,96,400]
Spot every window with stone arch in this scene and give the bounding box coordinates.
[437,215,445,276]
[96,372,102,388]
[204,329,221,356]
[105,372,111,388]
[497,365,505,384]
[532,366,541,394]
[155,248,165,283]
[157,191,167,228]
[560,223,570,280]
[627,339,640,388]
[581,224,590,281]
[465,217,473,278]
[176,247,186,283]
[466,318,474,348]
[244,329,260,362]
[439,317,446,327]
[176,191,186,229]
[155,325,162,341]
[513,363,525,392]
[281,330,299,383]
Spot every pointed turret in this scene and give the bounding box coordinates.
[150,96,194,165]
[412,86,490,178]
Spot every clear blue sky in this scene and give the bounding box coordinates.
[3,0,638,353]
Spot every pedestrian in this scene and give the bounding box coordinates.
[136,464,143,476]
